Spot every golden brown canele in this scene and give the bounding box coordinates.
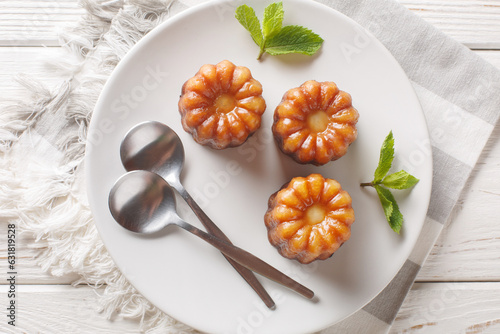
[264,174,354,264]
[178,60,266,149]
[272,80,359,165]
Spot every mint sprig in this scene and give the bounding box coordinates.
[235,2,324,60]
[361,131,419,234]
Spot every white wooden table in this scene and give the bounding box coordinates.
[1,1,499,333]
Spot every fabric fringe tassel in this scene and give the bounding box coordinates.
[0,0,197,332]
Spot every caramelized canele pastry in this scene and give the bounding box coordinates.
[178,60,266,149]
[264,174,354,264]
[272,80,359,165]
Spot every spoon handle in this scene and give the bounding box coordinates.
[176,219,314,300]
[172,183,276,309]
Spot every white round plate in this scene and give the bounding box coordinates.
[86,0,432,333]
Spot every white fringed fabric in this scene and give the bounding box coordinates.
[0,0,195,332]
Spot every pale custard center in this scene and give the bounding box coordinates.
[305,204,327,225]
[214,94,236,114]
[307,111,329,133]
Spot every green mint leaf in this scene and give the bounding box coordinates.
[373,131,395,183]
[375,185,393,219]
[262,2,284,40]
[382,170,419,190]
[374,185,404,234]
[235,4,264,47]
[362,131,419,234]
[265,25,324,56]
[235,3,323,60]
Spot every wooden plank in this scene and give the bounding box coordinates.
[0,231,79,285]
[391,282,500,333]
[0,46,68,106]
[0,285,141,333]
[0,0,84,46]
[0,283,498,333]
[399,0,500,49]
[0,46,64,82]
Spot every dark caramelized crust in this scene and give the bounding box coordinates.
[264,174,355,264]
[178,60,266,149]
[272,80,359,165]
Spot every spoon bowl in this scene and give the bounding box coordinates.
[120,121,184,184]
[109,169,178,234]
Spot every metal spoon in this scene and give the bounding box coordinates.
[120,121,275,308]
[108,170,314,300]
